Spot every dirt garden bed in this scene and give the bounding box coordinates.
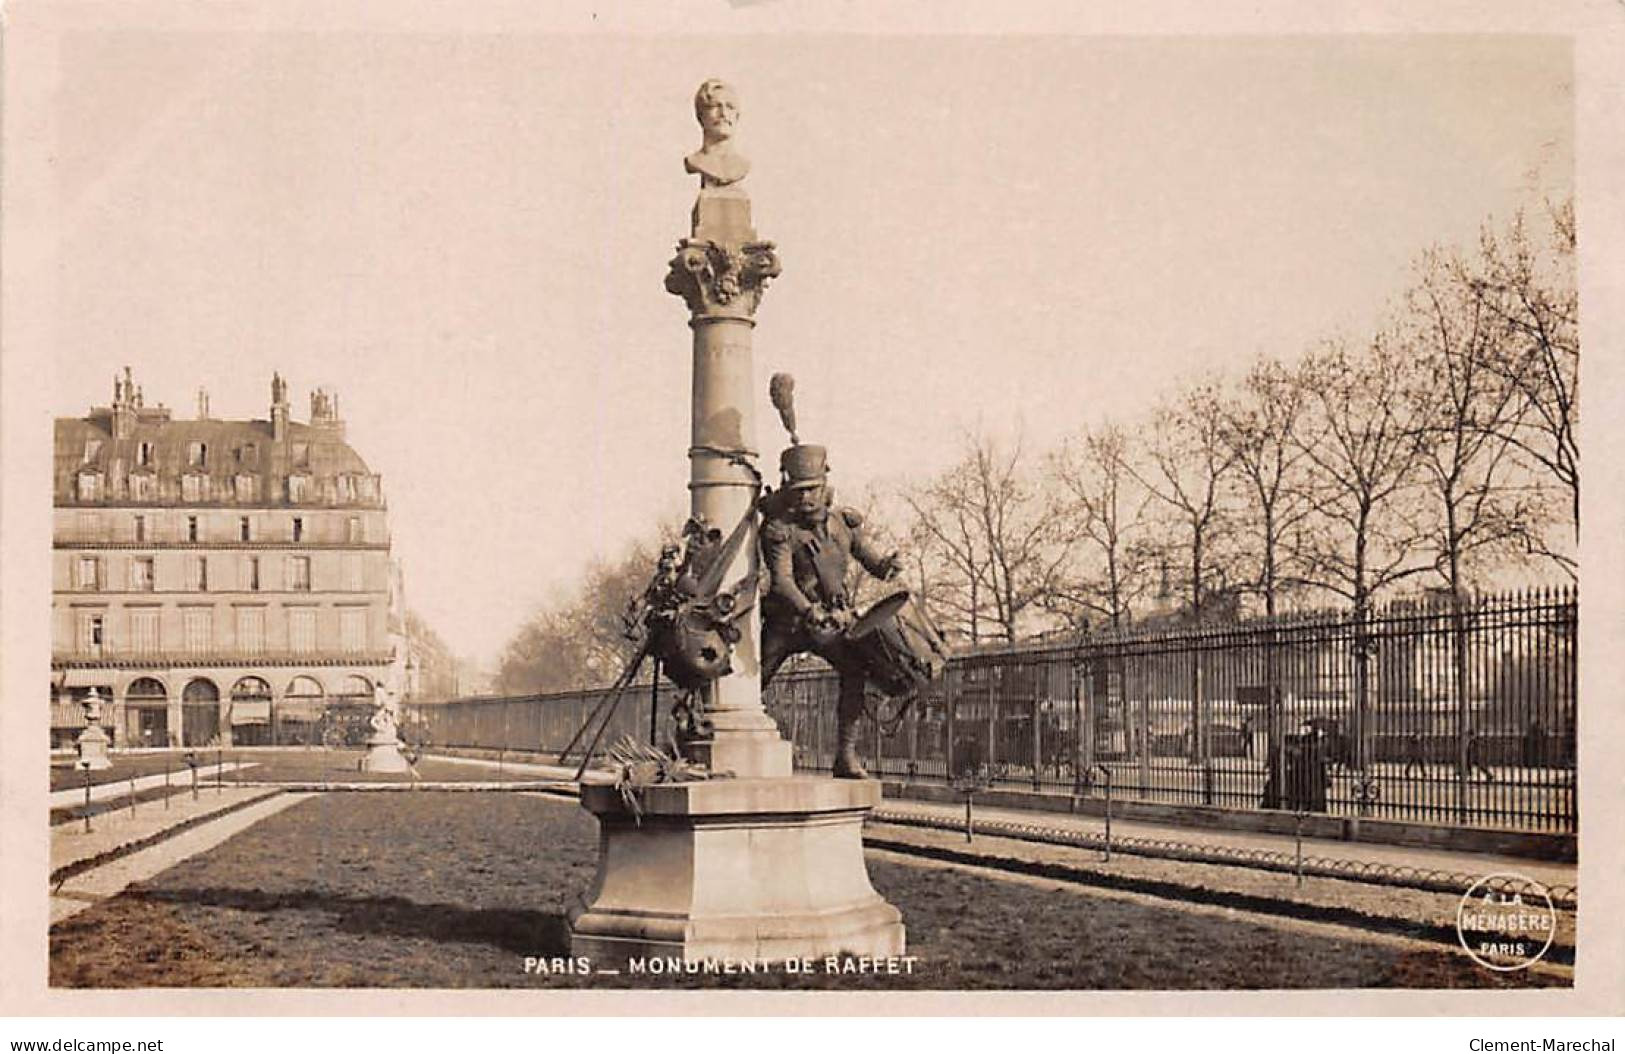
[50,790,1563,990]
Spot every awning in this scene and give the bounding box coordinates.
[51,703,87,728]
[231,700,271,725]
[61,670,115,689]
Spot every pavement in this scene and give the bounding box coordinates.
[871,796,1577,891]
[49,761,255,809]
[51,784,281,878]
[51,791,313,924]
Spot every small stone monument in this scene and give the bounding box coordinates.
[359,682,410,773]
[76,687,113,771]
[566,82,905,967]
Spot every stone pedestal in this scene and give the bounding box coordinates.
[568,778,904,966]
[359,732,410,773]
[76,725,112,771]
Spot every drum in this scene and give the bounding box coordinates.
[845,589,949,698]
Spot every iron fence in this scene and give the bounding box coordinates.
[408,587,1576,834]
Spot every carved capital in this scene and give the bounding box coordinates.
[665,238,782,319]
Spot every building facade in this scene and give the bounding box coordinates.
[51,369,402,749]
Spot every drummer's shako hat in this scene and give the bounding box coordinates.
[769,372,828,490]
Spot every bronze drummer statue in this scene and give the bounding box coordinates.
[756,373,951,780]
[759,443,902,779]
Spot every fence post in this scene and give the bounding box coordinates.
[1031,688,1043,791]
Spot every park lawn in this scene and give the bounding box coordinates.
[50,791,1563,990]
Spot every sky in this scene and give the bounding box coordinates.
[40,30,1573,666]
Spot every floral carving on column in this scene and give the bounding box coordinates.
[665,239,782,319]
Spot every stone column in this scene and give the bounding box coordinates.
[664,188,786,779]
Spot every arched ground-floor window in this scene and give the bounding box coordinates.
[230,676,273,747]
[182,678,221,746]
[125,676,170,747]
[279,675,325,746]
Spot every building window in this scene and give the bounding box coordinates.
[235,474,258,502]
[76,511,99,537]
[240,516,252,542]
[343,553,363,591]
[288,474,309,503]
[77,472,101,502]
[133,515,147,543]
[338,475,356,502]
[292,517,304,542]
[289,608,317,653]
[183,609,211,653]
[137,441,154,467]
[77,555,99,590]
[289,556,311,592]
[339,608,366,653]
[80,613,106,655]
[187,555,208,592]
[187,515,199,542]
[130,474,154,501]
[240,555,260,592]
[347,516,363,543]
[129,609,159,654]
[130,557,155,592]
[83,439,102,462]
[238,443,257,466]
[187,441,207,468]
[237,608,265,654]
[182,474,206,502]
[293,442,309,467]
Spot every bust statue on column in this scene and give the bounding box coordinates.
[685,79,750,189]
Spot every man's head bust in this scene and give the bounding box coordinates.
[685,79,751,188]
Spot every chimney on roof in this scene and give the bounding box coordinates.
[196,387,211,420]
[270,372,290,441]
[111,366,137,439]
[309,386,344,438]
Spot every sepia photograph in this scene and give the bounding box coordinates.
[1,0,1622,1034]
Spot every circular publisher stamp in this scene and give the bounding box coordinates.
[1455,872,1556,971]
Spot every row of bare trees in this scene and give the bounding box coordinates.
[894,203,1577,644]
[491,203,1577,691]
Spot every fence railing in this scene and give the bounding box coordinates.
[408,587,1577,834]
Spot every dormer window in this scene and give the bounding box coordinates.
[83,439,103,462]
[292,442,310,467]
[238,443,258,466]
[182,473,207,502]
[137,441,155,467]
[77,471,101,502]
[187,441,207,468]
[235,474,258,502]
[288,474,309,503]
[129,473,154,501]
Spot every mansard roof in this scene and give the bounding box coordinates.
[54,412,377,506]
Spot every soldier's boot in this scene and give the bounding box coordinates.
[833,691,870,780]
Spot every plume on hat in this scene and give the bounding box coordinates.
[769,372,798,445]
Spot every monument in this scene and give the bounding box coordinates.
[565,82,906,966]
[76,687,112,771]
[359,682,410,774]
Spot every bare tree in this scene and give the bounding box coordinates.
[904,431,1069,643]
[1404,248,1543,596]
[1292,335,1433,613]
[1047,424,1156,629]
[1125,381,1241,622]
[1218,357,1318,617]
[1450,202,1578,574]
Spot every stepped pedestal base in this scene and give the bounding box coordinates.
[568,777,905,966]
[359,734,410,773]
[76,727,112,771]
